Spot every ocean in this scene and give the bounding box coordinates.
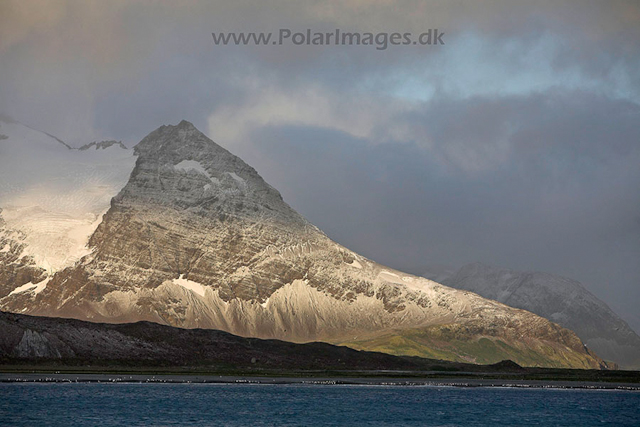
[1,382,639,426]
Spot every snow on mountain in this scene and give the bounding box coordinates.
[0,120,609,369]
[0,117,136,274]
[432,263,640,369]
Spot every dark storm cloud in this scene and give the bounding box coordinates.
[0,0,639,329]
[230,90,640,329]
[234,91,640,268]
[2,1,639,141]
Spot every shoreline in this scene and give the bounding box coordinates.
[2,373,639,391]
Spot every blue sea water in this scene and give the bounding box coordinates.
[1,383,639,426]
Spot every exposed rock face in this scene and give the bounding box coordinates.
[78,140,128,151]
[0,212,48,303]
[0,120,609,369]
[428,263,640,369]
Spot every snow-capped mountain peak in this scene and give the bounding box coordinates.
[0,120,609,370]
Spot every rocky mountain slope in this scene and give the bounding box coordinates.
[0,119,609,369]
[425,263,640,369]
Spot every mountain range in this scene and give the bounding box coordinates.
[0,117,612,369]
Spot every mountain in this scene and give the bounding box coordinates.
[0,119,608,369]
[426,263,640,369]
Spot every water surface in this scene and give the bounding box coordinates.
[1,383,639,426]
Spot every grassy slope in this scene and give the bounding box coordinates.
[339,324,607,369]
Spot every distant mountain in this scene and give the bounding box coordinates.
[0,119,608,369]
[425,263,640,369]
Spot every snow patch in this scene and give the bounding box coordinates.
[8,283,37,296]
[32,278,49,294]
[174,160,210,178]
[227,172,245,184]
[348,259,363,269]
[379,270,403,284]
[173,274,206,297]
[174,160,221,189]
[0,244,10,253]
[8,277,49,296]
[380,270,399,277]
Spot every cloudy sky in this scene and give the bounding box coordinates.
[1,0,639,331]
